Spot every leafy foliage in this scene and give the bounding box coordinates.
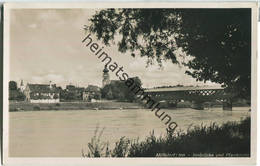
[112,137,131,157]
[86,9,251,99]
[9,89,26,101]
[82,126,110,157]
[60,90,82,101]
[9,81,26,101]
[101,77,142,102]
[9,81,18,90]
[85,117,250,157]
[60,85,101,101]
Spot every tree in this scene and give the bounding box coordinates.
[107,88,113,100]
[53,93,59,99]
[9,81,25,101]
[9,89,25,101]
[101,77,142,102]
[66,85,76,91]
[86,9,251,100]
[9,81,18,90]
[101,84,113,99]
[124,77,142,102]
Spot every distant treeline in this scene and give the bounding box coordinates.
[9,81,25,101]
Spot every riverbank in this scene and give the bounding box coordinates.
[84,117,250,157]
[9,100,250,112]
[9,101,144,112]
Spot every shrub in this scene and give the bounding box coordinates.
[112,137,130,157]
[128,131,162,157]
[84,117,250,157]
[82,126,110,157]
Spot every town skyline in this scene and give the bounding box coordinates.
[11,76,221,90]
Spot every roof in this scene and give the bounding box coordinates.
[27,84,59,93]
[66,86,85,92]
[144,86,224,92]
[86,85,101,92]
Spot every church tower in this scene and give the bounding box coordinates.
[20,80,26,92]
[102,65,110,87]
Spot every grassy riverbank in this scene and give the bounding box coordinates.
[84,117,250,157]
[9,100,249,112]
[9,101,144,111]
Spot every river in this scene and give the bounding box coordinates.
[9,107,250,157]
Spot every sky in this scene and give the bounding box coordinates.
[9,9,219,88]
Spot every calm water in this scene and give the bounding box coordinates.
[9,107,250,157]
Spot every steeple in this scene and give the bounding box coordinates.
[103,65,109,73]
[102,65,110,87]
[49,81,53,89]
[20,79,26,92]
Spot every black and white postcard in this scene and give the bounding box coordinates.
[2,2,258,166]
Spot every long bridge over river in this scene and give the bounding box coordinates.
[144,86,233,110]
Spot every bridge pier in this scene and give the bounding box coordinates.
[191,101,204,110]
[223,99,232,111]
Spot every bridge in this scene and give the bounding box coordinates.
[144,86,232,110]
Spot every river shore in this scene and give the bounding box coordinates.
[9,100,249,112]
[9,101,144,112]
[84,117,250,157]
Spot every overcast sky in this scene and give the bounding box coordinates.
[10,9,219,88]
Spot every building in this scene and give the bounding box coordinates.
[62,85,85,101]
[83,85,101,102]
[102,65,110,87]
[23,82,60,103]
[20,80,26,92]
[102,66,122,87]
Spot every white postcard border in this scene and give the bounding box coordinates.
[3,2,258,165]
